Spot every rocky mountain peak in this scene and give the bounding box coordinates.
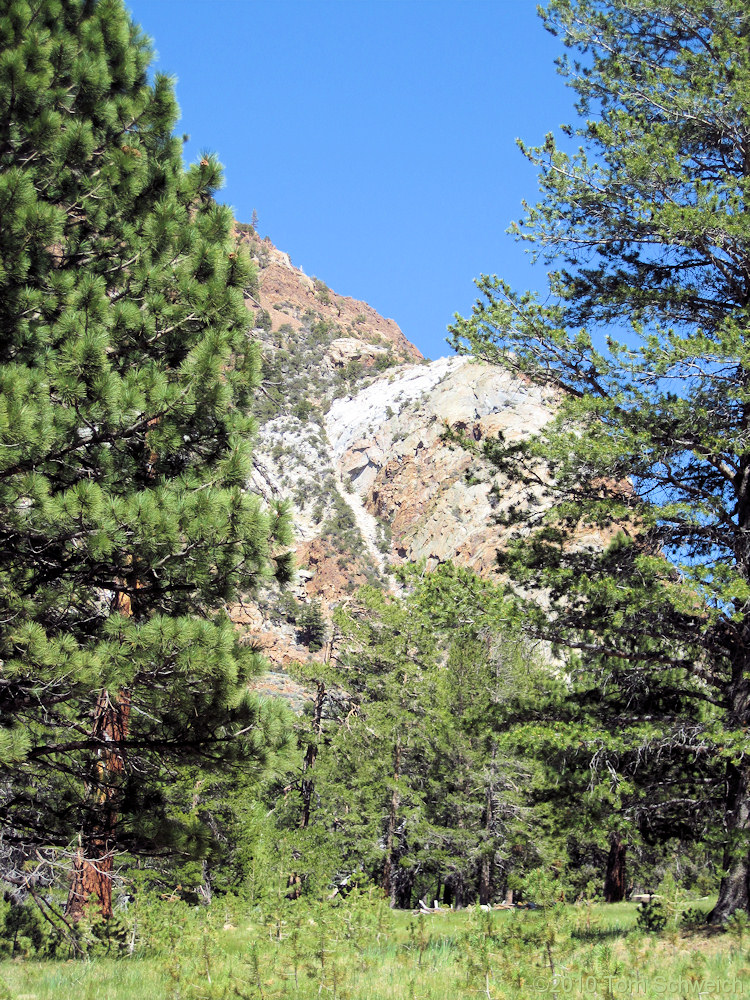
[236,224,422,366]
[231,226,557,672]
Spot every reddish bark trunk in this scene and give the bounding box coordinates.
[66,689,131,921]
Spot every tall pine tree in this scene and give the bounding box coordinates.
[0,0,292,919]
[451,0,750,920]
[277,568,549,908]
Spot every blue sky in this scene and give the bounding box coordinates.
[127,1,573,360]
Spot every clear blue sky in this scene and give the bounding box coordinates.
[127,1,573,360]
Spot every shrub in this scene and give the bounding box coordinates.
[313,279,331,305]
[255,308,272,332]
[725,909,750,944]
[636,899,667,933]
[680,906,708,931]
[294,400,314,423]
[374,351,397,372]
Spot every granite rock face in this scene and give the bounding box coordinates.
[230,228,557,670]
[326,357,554,575]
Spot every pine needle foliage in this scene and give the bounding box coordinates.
[0,0,292,881]
[450,0,750,921]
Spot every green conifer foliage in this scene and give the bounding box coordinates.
[0,0,292,910]
[450,0,750,920]
[277,568,549,908]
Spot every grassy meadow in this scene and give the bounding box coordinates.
[2,892,749,1000]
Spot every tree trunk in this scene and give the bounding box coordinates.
[67,564,139,921]
[66,689,131,921]
[300,681,325,828]
[479,779,495,905]
[454,874,466,910]
[712,761,750,923]
[603,831,627,903]
[712,667,750,923]
[392,866,413,909]
[382,740,401,905]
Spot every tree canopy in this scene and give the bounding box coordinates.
[450,0,750,921]
[0,0,292,920]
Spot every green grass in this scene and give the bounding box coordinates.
[3,895,749,1000]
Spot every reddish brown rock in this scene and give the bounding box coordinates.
[236,227,421,364]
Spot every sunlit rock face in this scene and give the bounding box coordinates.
[327,356,554,575]
[230,227,558,672]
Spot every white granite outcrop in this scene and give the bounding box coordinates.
[324,357,555,575]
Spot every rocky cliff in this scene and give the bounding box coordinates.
[231,227,556,671]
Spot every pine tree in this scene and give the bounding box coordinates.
[318,585,437,908]
[280,568,548,908]
[450,0,750,920]
[296,599,328,653]
[411,565,554,906]
[0,0,292,919]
